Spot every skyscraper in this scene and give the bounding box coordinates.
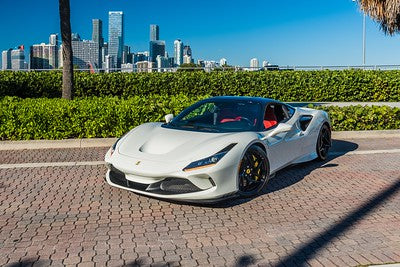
[92,19,103,46]
[183,45,192,57]
[11,46,25,70]
[30,43,58,69]
[174,39,183,66]
[72,39,100,69]
[149,41,165,63]
[92,19,103,68]
[108,11,124,68]
[150,24,159,41]
[1,49,12,70]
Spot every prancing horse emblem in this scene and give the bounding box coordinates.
[135,161,141,165]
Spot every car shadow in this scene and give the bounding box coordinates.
[201,139,359,208]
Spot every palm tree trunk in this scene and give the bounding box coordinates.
[59,0,73,99]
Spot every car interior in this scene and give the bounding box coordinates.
[263,103,293,130]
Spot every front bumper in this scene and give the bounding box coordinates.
[105,165,236,202]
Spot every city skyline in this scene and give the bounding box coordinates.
[2,0,400,67]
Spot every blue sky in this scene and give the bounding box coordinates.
[1,0,400,66]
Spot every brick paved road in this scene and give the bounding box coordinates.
[0,137,399,267]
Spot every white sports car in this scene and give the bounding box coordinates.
[105,96,331,203]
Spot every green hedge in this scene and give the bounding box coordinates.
[1,96,399,140]
[316,105,400,131]
[1,70,399,101]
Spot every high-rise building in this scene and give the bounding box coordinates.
[49,34,58,46]
[174,39,183,66]
[92,19,103,68]
[183,45,192,57]
[72,38,100,69]
[30,43,58,69]
[11,46,26,70]
[101,43,108,68]
[149,41,165,63]
[183,55,192,64]
[122,45,130,64]
[150,24,159,41]
[134,52,149,63]
[250,58,259,69]
[220,58,227,66]
[156,55,170,72]
[104,55,113,73]
[92,19,103,46]
[2,49,12,70]
[108,11,124,68]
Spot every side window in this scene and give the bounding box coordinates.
[282,104,295,120]
[263,104,278,129]
[263,103,295,130]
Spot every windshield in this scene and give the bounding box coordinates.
[164,100,262,132]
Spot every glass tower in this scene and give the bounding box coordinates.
[150,25,159,41]
[108,11,124,68]
[149,41,165,62]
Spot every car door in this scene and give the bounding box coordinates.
[261,103,304,172]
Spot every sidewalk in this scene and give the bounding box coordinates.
[0,130,399,151]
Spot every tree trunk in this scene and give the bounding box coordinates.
[59,0,73,99]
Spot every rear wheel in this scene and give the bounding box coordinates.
[238,145,270,197]
[316,124,331,161]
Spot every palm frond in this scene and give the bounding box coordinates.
[356,0,400,35]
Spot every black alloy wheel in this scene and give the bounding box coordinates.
[238,145,270,197]
[316,124,331,161]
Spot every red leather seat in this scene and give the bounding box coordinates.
[218,109,241,123]
[264,106,277,129]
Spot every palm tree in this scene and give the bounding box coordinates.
[59,0,74,99]
[356,0,400,35]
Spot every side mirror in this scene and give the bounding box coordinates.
[261,123,292,140]
[165,114,174,123]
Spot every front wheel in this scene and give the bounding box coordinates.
[316,124,331,161]
[238,145,270,197]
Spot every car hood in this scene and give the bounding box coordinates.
[118,123,243,163]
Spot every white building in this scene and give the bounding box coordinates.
[2,49,12,70]
[11,47,26,70]
[136,61,154,72]
[183,55,192,64]
[250,58,259,70]
[174,39,183,66]
[104,55,114,73]
[156,55,170,72]
[220,58,227,66]
[30,43,58,69]
[121,63,134,73]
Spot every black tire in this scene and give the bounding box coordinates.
[238,145,270,197]
[316,124,331,161]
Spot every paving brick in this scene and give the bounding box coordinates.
[0,139,399,266]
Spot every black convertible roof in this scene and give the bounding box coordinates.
[204,96,277,104]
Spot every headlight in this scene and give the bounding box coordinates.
[110,137,122,156]
[183,143,236,172]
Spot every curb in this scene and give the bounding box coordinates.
[1,130,399,151]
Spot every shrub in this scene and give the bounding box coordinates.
[1,96,399,140]
[1,70,399,101]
